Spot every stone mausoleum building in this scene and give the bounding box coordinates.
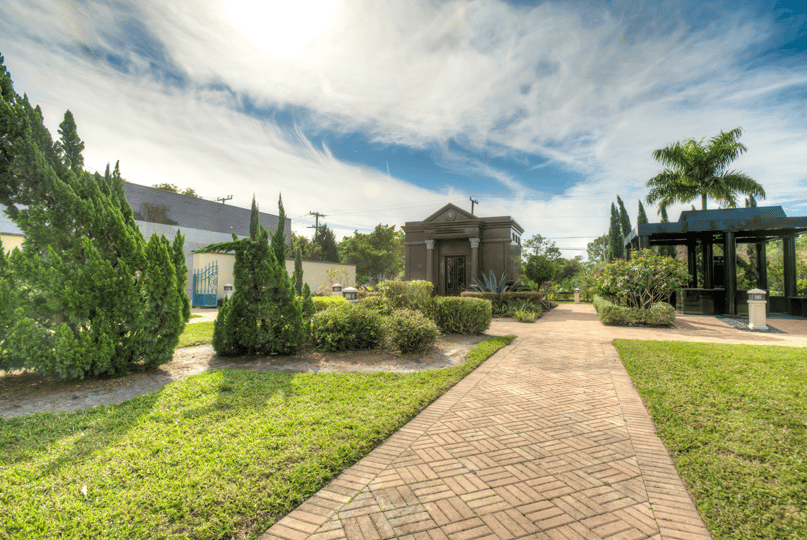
[403,204,523,295]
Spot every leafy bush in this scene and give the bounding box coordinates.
[593,295,675,326]
[594,249,689,309]
[358,295,394,316]
[312,296,348,312]
[425,297,491,334]
[384,309,440,354]
[378,280,433,310]
[461,291,545,315]
[311,304,383,351]
[511,303,541,323]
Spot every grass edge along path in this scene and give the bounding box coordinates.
[613,339,807,540]
[0,335,515,540]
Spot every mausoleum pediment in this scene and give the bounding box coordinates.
[422,203,479,224]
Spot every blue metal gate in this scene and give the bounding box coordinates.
[192,261,218,308]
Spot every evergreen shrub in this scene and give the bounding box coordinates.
[378,280,433,310]
[594,250,688,309]
[312,296,348,312]
[593,295,675,326]
[359,295,394,316]
[425,297,491,334]
[0,60,189,378]
[384,309,440,354]
[311,304,383,352]
[461,291,544,316]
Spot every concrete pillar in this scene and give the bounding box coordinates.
[784,235,797,298]
[756,241,768,291]
[724,232,737,315]
[687,239,698,287]
[425,239,435,286]
[704,241,714,289]
[469,238,480,285]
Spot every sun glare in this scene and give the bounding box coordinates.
[224,0,341,57]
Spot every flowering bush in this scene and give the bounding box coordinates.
[594,249,689,309]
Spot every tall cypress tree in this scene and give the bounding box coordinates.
[199,196,305,356]
[271,193,288,263]
[293,245,304,295]
[609,202,625,260]
[0,56,188,379]
[57,110,85,172]
[617,195,632,237]
[637,200,649,225]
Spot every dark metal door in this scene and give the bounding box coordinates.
[445,256,466,296]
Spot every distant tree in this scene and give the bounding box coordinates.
[524,254,555,299]
[311,223,339,262]
[609,202,625,260]
[57,110,84,171]
[338,224,403,282]
[617,195,632,237]
[555,257,583,283]
[292,232,313,259]
[152,183,199,198]
[637,200,649,225]
[645,127,765,211]
[521,234,562,263]
[587,235,609,264]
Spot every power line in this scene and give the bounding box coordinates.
[307,211,326,231]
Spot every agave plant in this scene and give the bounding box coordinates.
[471,270,511,293]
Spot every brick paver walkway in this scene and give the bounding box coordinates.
[262,304,807,540]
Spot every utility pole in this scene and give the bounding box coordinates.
[216,195,233,204]
[470,197,479,215]
[307,211,326,232]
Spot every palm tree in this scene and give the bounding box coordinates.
[645,127,765,211]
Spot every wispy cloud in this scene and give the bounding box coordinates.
[1,0,805,257]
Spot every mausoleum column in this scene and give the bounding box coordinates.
[469,238,480,284]
[784,235,797,298]
[687,239,698,287]
[704,241,714,289]
[756,241,768,290]
[724,232,737,315]
[425,239,434,286]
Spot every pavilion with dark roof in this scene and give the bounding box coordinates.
[624,206,807,316]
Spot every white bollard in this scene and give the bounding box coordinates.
[747,288,767,330]
[574,288,580,304]
[331,283,343,297]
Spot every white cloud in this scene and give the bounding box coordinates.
[1,0,806,259]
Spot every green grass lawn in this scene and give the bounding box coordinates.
[177,321,215,348]
[0,335,515,540]
[613,340,807,540]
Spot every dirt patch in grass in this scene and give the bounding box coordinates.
[0,334,489,419]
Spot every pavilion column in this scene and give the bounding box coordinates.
[687,239,698,287]
[756,241,768,290]
[703,240,714,289]
[425,239,435,286]
[724,232,737,315]
[469,238,480,285]
[639,235,650,250]
[783,235,797,298]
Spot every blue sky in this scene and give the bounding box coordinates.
[1,0,806,257]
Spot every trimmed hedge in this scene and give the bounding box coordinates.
[593,295,675,326]
[358,295,394,316]
[461,291,545,316]
[384,309,440,354]
[312,296,348,312]
[311,304,383,351]
[378,280,433,310]
[425,297,492,334]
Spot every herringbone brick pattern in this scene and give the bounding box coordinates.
[261,305,712,540]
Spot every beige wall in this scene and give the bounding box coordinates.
[192,252,356,297]
[1,234,23,253]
